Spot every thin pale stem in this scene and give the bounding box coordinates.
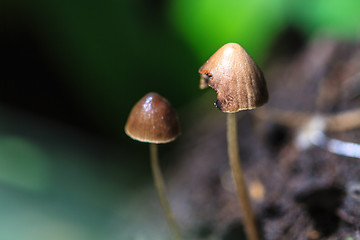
[150,143,181,240]
[227,113,259,240]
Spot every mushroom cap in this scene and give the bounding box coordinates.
[125,92,180,143]
[199,43,269,113]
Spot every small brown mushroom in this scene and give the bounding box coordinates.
[125,92,181,240]
[199,42,268,112]
[125,92,180,143]
[199,43,269,240]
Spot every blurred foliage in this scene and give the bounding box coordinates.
[169,0,286,63]
[290,0,360,39]
[0,136,49,192]
[9,0,200,136]
[0,107,166,240]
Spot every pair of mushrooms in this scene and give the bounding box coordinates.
[125,43,268,240]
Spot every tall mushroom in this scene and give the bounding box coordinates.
[199,43,268,240]
[125,92,181,240]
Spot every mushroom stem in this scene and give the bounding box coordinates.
[227,113,259,240]
[149,143,181,240]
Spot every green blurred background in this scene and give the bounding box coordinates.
[1,0,360,239]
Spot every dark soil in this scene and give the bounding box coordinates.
[168,37,360,240]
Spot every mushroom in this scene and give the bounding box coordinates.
[125,92,181,240]
[199,43,268,240]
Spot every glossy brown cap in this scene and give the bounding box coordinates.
[199,43,269,113]
[125,92,180,143]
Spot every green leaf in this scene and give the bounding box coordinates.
[290,0,360,39]
[169,0,286,63]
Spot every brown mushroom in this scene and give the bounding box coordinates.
[199,42,268,112]
[199,43,269,240]
[125,92,181,240]
[125,92,180,143]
